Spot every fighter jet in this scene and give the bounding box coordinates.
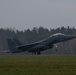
[7,33,76,55]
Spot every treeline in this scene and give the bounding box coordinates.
[0,26,76,54]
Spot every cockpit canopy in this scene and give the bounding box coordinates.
[50,33,65,37]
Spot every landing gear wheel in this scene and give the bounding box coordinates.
[37,51,41,55]
[34,52,36,55]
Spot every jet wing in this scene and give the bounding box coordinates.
[16,42,39,50]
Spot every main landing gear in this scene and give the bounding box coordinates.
[32,51,41,55]
[37,51,41,55]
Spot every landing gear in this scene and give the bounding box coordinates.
[32,52,36,55]
[54,44,58,52]
[37,51,41,55]
[32,51,41,55]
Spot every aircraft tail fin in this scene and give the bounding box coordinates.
[7,39,17,53]
[13,38,23,45]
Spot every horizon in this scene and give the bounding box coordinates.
[0,26,75,31]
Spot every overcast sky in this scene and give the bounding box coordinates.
[0,0,76,30]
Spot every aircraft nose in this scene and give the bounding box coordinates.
[67,35,76,40]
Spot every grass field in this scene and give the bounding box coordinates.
[0,55,76,75]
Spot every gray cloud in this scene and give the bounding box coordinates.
[0,0,76,30]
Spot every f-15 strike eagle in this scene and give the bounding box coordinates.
[7,33,76,55]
